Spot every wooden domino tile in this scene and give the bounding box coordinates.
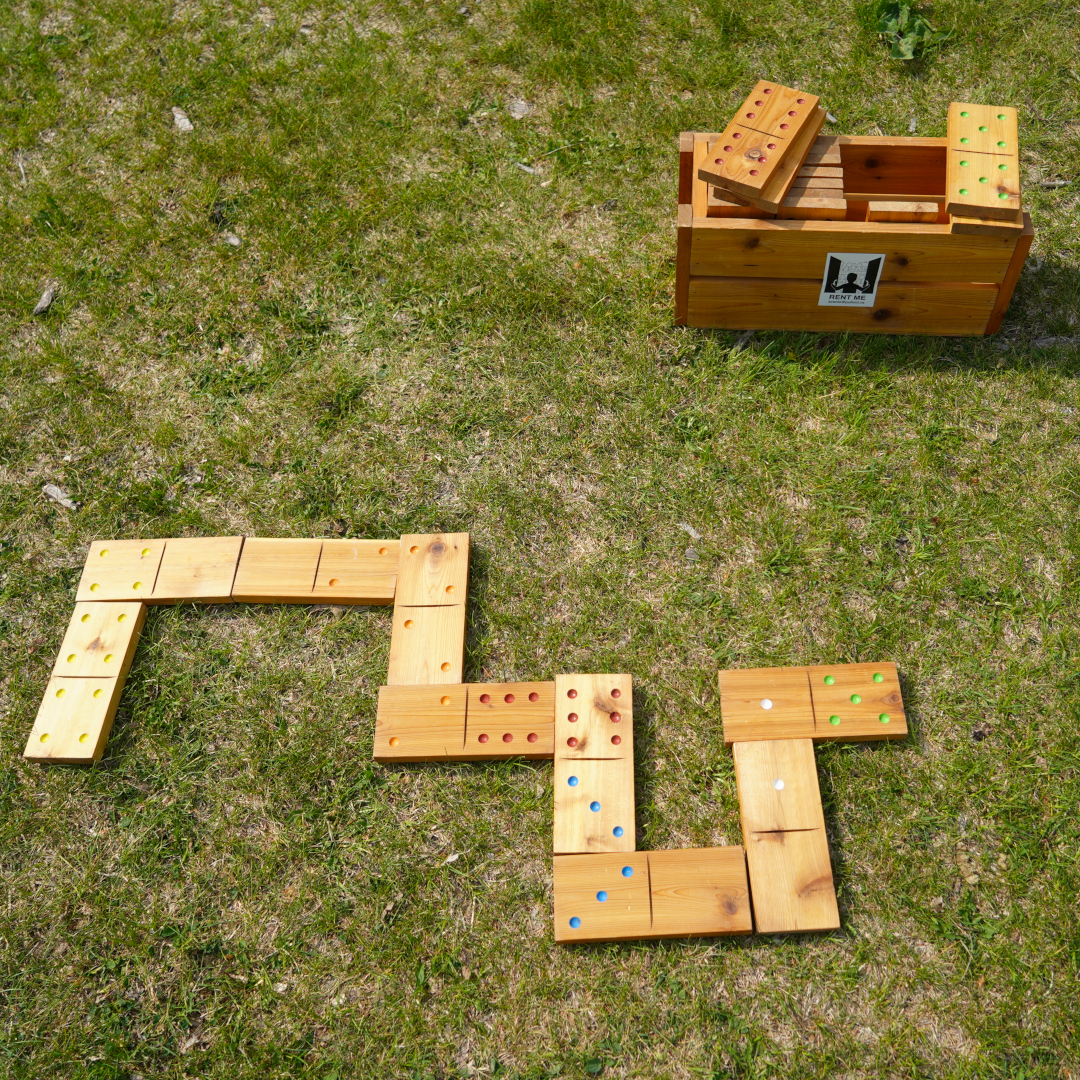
[553,673,634,854]
[948,102,1018,159]
[395,533,469,607]
[806,662,906,741]
[386,604,465,685]
[51,602,146,680]
[373,685,468,762]
[868,201,939,223]
[719,666,814,744]
[733,739,839,933]
[231,538,322,602]
[463,682,555,758]
[311,539,399,605]
[553,848,752,943]
[24,676,127,763]
[946,103,1021,222]
[151,536,243,604]
[76,539,166,602]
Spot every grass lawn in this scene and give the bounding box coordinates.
[2,0,1079,1076]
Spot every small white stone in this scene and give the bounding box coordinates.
[773,778,785,791]
[172,106,193,132]
[760,698,773,710]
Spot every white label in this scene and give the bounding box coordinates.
[818,253,886,307]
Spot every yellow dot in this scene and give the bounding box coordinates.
[389,737,399,747]
[404,619,414,628]
[67,654,76,663]
[441,662,451,672]
[39,733,49,743]
[90,583,100,592]
[79,733,89,744]
[141,547,151,556]
[445,585,454,594]
[441,696,451,705]
[81,613,91,623]
[117,613,127,622]
[93,688,103,699]
[410,545,419,554]
[100,549,109,557]
[104,654,114,663]
[328,578,339,586]
[55,688,65,699]
[132,581,142,590]
[379,547,388,555]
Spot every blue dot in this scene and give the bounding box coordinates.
[568,776,578,787]
[622,866,633,878]
[613,826,624,837]
[569,917,581,929]
[590,801,601,812]
[596,891,608,902]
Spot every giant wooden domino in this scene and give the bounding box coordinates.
[26,532,909,942]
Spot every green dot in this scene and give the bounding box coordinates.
[959,159,969,166]
[960,110,969,117]
[979,125,988,132]
[879,713,890,723]
[998,163,1007,170]
[959,188,968,195]
[997,113,1006,120]
[979,176,988,184]
[997,141,1006,148]
[824,675,835,685]
[850,694,861,704]
[998,192,1009,199]
[829,715,840,726]
[873,672,884,683]
[960,137,969,144]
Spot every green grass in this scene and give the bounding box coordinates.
[1,0,1079,1076]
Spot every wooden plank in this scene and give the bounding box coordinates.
[984,213,1034,334]
[743,827,839,934]
[950,213,1024,238]
[231,538,322,603]
[706,188,774,220]
[796,165,844,180]
[76,539,165,602]
[948,102,1018,159]
[372,684,468,762]
[648,848,752,938]
[691,137,710,220]
[789,176,845,190]
[733,739,838,933]
[688,217,1017,284]
[746,106,827,214]
[698,124,788,199]
[868,201,939,223]
[946,150,1021,221]
[675,203,692,323]
[395,533,469,607]
[465,682,555,758]
[24,676,127,764]
[554,673,632,761]
[386,604,465,685]
[839,142,945,198]
[687,277,998,335]
[732,739,826,833]
[803,134,842,166]
[719,666,815,745]
[52,602,146,680]
[151,536,243,604]
[807,662,907,741]
[679,131,695,205]
[553,852,651,943]
[312,539,398,605]
[846,191,945,205]
[778,196,847,221]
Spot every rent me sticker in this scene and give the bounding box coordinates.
[818,253,886,307]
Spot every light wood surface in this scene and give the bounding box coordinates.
[553,852,651,943]
[691,136,710,219]
[648,847,752,938]
[687,217,1017,284]
[733,106,826,213]
[868,201,939,223]
[733,738,838,933]
[688,277,998,335]
[719,666,815,744]
[465,682,555,758]
[24,676,126,763]
[76,539,165,601]
[733,739,826,833]
[553,756,635,855]
[796,165,843,180]
[950,212,1025,237]
[984,213,1034,334]
[373,684,468,761]
[678,131,695,205]
[804,135,842,165]
[312,539,398,604]
[706,186,773,219]
[395,533,470,606]
[386,604,465,685]
[151,536,243,604]
[231,538,322,602]
[838,142,946,197]
[790,176,845,190]
[948,102,1018,158]
[946,150,1021,220]
[675,203,693,323]
[52,602,146,680]
[743,827,839,933]
[554,673,632,761]
[778,195,847,220]
[554,848,751,943]
[807,662,908,741]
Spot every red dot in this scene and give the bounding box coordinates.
[780,123,789,130]
[788,110,797,116]
[745,112,755,119]
[796,97,805,104]
[527,732,538,743]
[503,732,513,743]
[504,693,515,704]
[611,689,621,698]
[767,143,776,149]
[478,733,489,743]
[567,689,577,699]
[568,712,578,722]
[611,735,621,745]
[749,169,759,176]
[714,158,724,165]
[755,99,764,106]
[764,88,773,94]
[732,132,742,139]
[567,737,578,748]
[479,693,490,704]
[610,712,621,723]
[528,692,538,702]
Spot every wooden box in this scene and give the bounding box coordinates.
[676,133,1033,336]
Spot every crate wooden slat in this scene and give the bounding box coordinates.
[867,200,939,223]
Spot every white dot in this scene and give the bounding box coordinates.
[761,698,773,710]
[773,778,785,791]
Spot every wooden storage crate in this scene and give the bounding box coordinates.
[676,132,1033,336]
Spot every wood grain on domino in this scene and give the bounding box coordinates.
[719,665,815,744]
[151,536,243,604]
[373,684,468,761]
[464,682,555,758]
[395,533,469,607]
[386,604,465,685]
[51,602,146,680]
[76,539,165,602]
